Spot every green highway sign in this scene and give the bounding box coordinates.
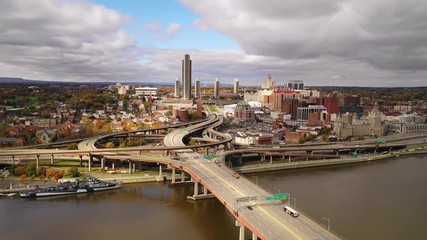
[265,193,288,201]
[204,154,220,159]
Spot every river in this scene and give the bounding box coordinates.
[1,155,426,240]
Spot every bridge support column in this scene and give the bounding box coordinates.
[88,155,92,172]
[171,168,176,183]
[270,154,273,164]
[50,154,54,164]
[238,156,242,165]
[193,181,199,197]
[181,170,185,182]
[252,232,257,240]
[112,162,115,170]
[12,156,15,165]
[79,156,83,167]
[101,158,105,170]
[36,155,40,168]
[289,156,291,162]
[203,185,208,195]
[133,163,136,173]
[129,161,132,174]
[235,220,245,240]
[206,148,209,155]
[158,164,163,177]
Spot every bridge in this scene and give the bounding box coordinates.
[0,115,341,239]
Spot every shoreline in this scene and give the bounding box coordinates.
[2,148,426,194]
[233,149,427,174]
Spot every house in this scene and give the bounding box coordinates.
[36,129,57,144]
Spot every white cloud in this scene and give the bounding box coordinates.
[0,0,147,82]
[165,23,182,37]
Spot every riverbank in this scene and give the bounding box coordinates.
[233,148,427,174]
[0,172,184,194]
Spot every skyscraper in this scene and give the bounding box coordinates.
[234,78,239,94]
[182,54,192,100]
[214,78,220,99]
[195,78,201,98]
[174,78,180,98]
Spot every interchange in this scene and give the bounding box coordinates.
[0,115,340,239]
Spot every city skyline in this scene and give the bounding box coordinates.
[1,0,427,87]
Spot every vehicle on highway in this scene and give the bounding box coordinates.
[284,206,299,217]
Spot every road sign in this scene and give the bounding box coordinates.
[236,196,258,203]
[204,154,219,159]
[265,193,288,201]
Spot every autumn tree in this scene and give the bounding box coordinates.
[105,142,115,148]
[25,162,37,177]
[67,143,78,150]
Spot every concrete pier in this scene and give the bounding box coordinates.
[235,220,245,240]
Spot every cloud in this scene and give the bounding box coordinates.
[0,0,426,87]
[0,0,147,82]
[165,23,182,37]
[180,0,427,85]
[143,22,182,40]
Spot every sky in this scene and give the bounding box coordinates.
[0,0,427,87]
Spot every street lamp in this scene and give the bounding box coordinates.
[322,217,331,232]
[287,194,296,209]
[252,176,258,186]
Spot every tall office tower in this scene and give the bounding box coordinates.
[174,78,181,98]
[195,78,201,98]
[285,80,304,90]
[182,54,192,100]
[262,74,275,88]
[233,78,239,94]
[214,78,220,99]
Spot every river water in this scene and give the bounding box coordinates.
[1,155,426,240]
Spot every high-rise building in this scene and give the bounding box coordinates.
[271,92,285,111]
[234,78,239,94]
[282,98,300,120]
[182,54,192,100]
[214,78,220,99]
[285,80,304,90]
[194,78,201,98]
[262,74,275,89]
[174,78,180,98]
[324,94,339,114]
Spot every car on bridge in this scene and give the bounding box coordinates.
[284,206,299,217]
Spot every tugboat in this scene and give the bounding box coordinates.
[20,176,121,198]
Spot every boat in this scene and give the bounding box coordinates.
[20,176,121,198]
[84,176,122,192]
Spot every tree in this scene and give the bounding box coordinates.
[37,166,46,177]
[53,172,64,181]
[66,166,80,177]
[25,162,37,177]
[14,166,26,176]
[67,143,78,150]
[46,168,57,180]
[106,142,115,148]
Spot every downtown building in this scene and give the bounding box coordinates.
[182,54,192,100]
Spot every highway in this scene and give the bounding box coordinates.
[163,115,337,240]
